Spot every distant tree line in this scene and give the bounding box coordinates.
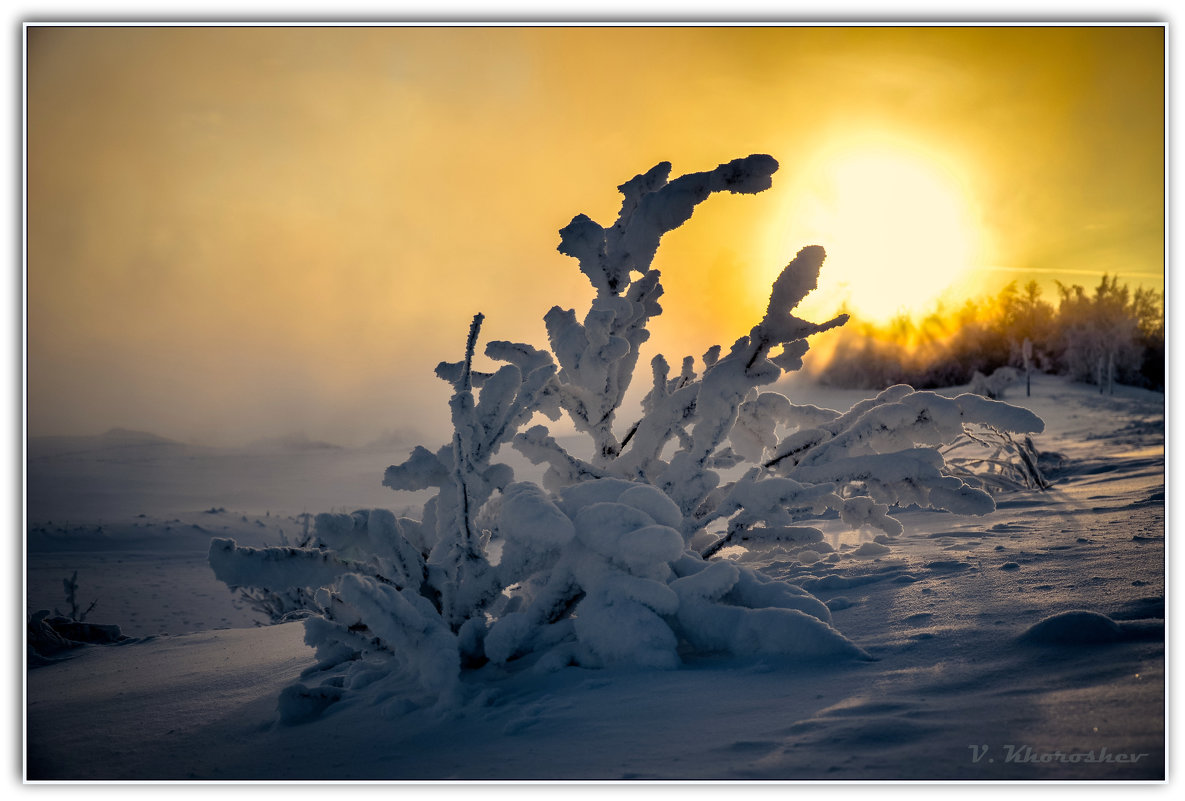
[812,274,1164,393]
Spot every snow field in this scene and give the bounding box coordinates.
[25,374,1164,780]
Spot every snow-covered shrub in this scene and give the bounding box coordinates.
[28,572,128,665]
[58,570,97,622]
[210,154,1045,715]
[969,366,1020,400]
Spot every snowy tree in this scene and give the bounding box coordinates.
[968,366,1020,400]
[210,155,1045,718]
[1055,275,1149,394]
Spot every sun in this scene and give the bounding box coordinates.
[774,138,984,325]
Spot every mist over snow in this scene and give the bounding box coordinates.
[28,26,1162,453]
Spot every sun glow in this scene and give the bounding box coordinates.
[778,139,985,325]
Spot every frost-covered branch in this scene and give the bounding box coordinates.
[557,155,779,297]
[546,156,780,464]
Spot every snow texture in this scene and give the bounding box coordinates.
[26,370,1164,780]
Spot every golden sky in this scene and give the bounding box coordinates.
[26,25,1165,445]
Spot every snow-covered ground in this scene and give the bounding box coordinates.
[24,374,1165,781]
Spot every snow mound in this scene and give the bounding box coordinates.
[1019,610,1123,645]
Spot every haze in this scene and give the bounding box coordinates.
[26,26,1164,446]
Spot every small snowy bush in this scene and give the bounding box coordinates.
[210,155,1044,714]
[28,572,128,665]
